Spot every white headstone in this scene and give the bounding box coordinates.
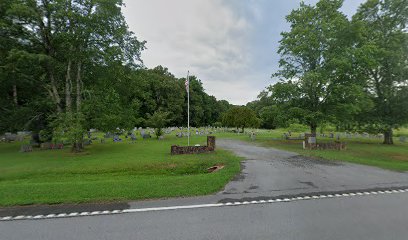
[308,137,316,144]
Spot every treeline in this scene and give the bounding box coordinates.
[247,0,408,144]
[0,0,232,151]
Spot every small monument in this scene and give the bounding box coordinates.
[171,136,216,155]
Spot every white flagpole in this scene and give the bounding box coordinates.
[187,71,190,146]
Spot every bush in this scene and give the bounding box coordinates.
[286,123,309,133]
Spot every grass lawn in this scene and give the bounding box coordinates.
[0,134,241,207]
[237,129,408,172]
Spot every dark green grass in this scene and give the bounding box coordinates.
[0,135,241,206]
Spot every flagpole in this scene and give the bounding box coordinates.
[187,71,190,146]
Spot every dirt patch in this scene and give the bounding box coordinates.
[207,164,225,173]
[166,163,178,169]
[391,155,408,161]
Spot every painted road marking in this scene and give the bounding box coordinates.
[1,189,407,222]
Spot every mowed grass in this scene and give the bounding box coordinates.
[0,135,241,206]
[243,130,408,171]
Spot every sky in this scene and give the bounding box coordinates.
[122,0,366,105]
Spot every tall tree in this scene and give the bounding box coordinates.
[222,106,260,132]
[353,0,408,144]
[274,0,367,135]
[5,0,145,151]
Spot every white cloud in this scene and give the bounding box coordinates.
[123,0,256,104]
[123,0,365,105]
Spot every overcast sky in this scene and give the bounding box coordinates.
[123,0,366,105]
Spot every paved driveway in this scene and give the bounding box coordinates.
[217,139,408,202]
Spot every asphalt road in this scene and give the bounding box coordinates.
[1,193,408,240]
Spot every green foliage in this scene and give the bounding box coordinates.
[0,1,233,140]
[52,112,87,152]
[272,0,367,134]
[147,111,171,139]
[352,0,408,143]
[222,106,260,132]
[286,123,309,133]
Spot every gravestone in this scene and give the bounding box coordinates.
[104,132,113,138]
[336,133,341,141]
[40,142,51,150]
[142,133,151,139]
[5,133,17,142]
[130,133,137,141]
[308,137,316,144]
[207,136,216,151]
[113,135,122,142]
[20,145,33,152]
[304,133,316,142]
[250,132,256,141]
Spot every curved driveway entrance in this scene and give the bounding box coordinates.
[217,139,408,202]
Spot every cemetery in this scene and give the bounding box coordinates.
[0,128,241,206]
[0,125,407,206]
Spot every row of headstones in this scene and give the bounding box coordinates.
[334,132,406,142]
[0,132,29,142]
[284,132,407,143]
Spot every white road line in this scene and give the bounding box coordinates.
[1,189,407,221]
[123,203,224,213]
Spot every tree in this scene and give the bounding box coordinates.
[147,111,170,139]
[4,0,145,151]
[273,0,367,135]
[222,106,260,132]
[353,0,408,144]
[0,1,233,143]
[132,66,185,126]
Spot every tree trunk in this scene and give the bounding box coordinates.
[72,132,84,153]
[76,62,82,112]
[241,126,245,133]
[65,59,72,113]
[383,128,394,145]
[72,142,83,152]
[46,63,62,113]
[310,124,317,136]
[12,84,18,105]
